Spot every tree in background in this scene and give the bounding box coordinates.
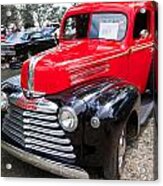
[1,5,19,27]
[19,4,35,29]
[32,4,64,27]
[1,3,73,29]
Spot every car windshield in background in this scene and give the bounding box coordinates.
[42,28,54,37]
[6,32,29,42]
[63,14,89,39]
[31,32,43,39]
[89,13,127,41]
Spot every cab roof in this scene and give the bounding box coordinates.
[66,1,155,15]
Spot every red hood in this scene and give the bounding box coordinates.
[21,39,126,95]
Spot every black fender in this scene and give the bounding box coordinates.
[46,77,140,168]
[1,75,21,95]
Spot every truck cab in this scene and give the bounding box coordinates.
[58,1,157,94]
[1,1,158,180]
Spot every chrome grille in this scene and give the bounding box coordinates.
[2,94,76,161]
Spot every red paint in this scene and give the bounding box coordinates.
[21,1,158,95]
[1,34,6,42]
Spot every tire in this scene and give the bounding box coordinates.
[154,93,158,125]
[103,127,127,180]
[147,62,158,125]
[117,129,127,178]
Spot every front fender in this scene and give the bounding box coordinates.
[46,78,140,167]
[1,75,21,94]
[58,78,140,124]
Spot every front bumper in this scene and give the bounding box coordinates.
[1,140,89,179]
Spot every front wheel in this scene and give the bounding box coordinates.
[118,129,127,177]
[103,128,127,180]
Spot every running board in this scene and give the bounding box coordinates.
[139,97,154,126]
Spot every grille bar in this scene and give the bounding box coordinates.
[25,144,76,159]
[23,124,65,136]
[23,111,57,121]
[24,131,71,144]
[3,120,24,134]
[25,138,73,152]
[23,118,59,128]
[5,115,23,127]
[2,125,24,142]
[2,130,24,146]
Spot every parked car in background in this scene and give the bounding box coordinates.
[1,28,58,69]
[1,25,6,42]
[27,30,58,56]
[42,24,60,43]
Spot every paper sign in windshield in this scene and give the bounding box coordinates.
[99,22,119,40]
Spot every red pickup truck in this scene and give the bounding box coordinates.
[1,1,158,179]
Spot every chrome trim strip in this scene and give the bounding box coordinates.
[23,131,71,144]
[23,125,65,136]
[28,56,37,92]
[23,118,59,128]
[2,141,89,179]
[23,111,57,121]
[24,138,73,152]
[28,55,44,93]
[9,92,58,114]
[23,89,45,98]
[25,144,76,159]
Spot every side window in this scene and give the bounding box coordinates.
[63,14,89,39]
[133,9,150,39]
[64,17,77,39]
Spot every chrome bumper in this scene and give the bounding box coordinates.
[1,141,89,179]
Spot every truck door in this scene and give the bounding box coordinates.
[128,8,154,93]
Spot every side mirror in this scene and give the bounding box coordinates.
[139,29,149,39]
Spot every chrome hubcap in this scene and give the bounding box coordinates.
[118,130,126,175]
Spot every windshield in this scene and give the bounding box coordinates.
[7,32,29,42]
[63,13,127,41]
[90,13,127,40]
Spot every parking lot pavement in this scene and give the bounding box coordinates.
[121,117,158,180]
[1,150,59,178]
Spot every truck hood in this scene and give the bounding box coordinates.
[21,39,126,95]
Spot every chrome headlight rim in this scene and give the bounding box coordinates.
[58,106,78,132]
[1,91,8,111]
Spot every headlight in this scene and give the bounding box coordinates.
[58,106,78,132]
[1,91,8,111]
